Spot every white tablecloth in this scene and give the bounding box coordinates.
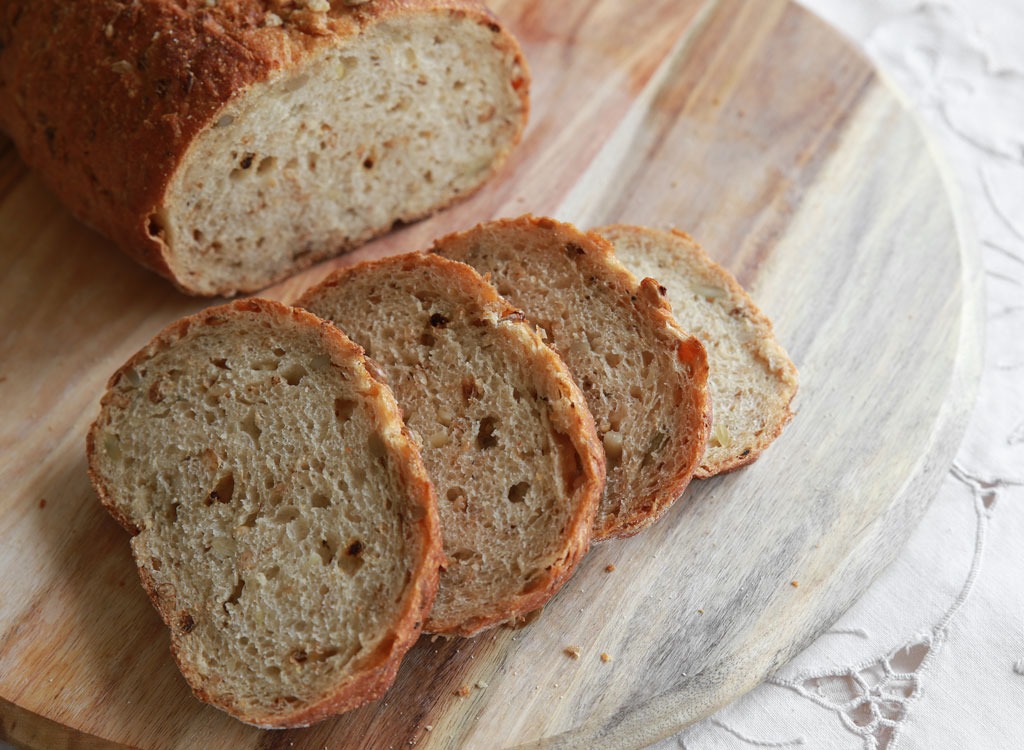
[657,1,1024,748]
[4,2,1021,749]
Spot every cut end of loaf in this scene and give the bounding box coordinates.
[160,11,528,295]
[87,299,441,726]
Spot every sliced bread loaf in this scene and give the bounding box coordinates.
[87,298,442,727]
[1,1,529,295]
[298,253,605,636]
[596,225,799,477]
[433,216,711,540]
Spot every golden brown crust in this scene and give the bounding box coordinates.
[431,216,711,541]
[298,253,604,637]
[86,297,443,728]
[0,0,529,294]
[597,224,799,478]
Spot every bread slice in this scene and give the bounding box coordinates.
[86,298,442,728]
[0,1,528,295]
[298,253,605,635]
[596,225,799,477]
[433,216,711,540]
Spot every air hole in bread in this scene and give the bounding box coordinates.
[629,385,643,400]
[224,578,244,612]
[446,486,468,512]
[311,493,330,509]
[520,572,546,595]
[316,537,338,565]
[419,332,436,347]
[281,363,308,386]
[206,473,235,506]
[239,508,259,528]
[103,434,123,461]
[211,357,230,370]
[552,431,586,494]
[450,548,475,562]
[239,410,261,443]
[461,376,481,402]
[641,350,655,368]
[475,416,498,449]
[265,565,280,580]
[166,502,179,522]
[605,352,622,368]
[308,153,318,171]
[363,157,375,169]
[333,397,356,422]
[178,613,195,634]
[339,540,365,576]
[146,215,163,238]
[367,433,387,461]
[257,156,277,174]
[276,506,300,524]
[151,556,162,571]
[507,481,530,504]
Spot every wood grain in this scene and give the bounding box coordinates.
[0,0,982,748]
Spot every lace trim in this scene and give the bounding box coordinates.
[764,465,995,750]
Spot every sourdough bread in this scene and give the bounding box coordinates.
[597,225,799,477]
[0,1,528,295]
[87,298,442,727]
[298,253,605,635]
[433,216,711,539]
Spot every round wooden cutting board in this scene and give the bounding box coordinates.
[0,0,982,748]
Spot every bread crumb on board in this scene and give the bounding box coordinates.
[564,645,581,659]
[791,580,800,588]
[605,564,616,572]
[600,652,612,663]
[454,685,471,697]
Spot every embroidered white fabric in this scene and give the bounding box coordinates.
[659,1,1024,748]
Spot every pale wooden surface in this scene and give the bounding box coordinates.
[0,1,981,748]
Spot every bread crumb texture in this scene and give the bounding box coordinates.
[88,299,439,726]
[433,216,710,539]
[300,253,603,636]
[597,225,798,477]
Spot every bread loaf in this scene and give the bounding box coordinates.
[0,0,528,296]
[597,225,799,477]
[433,216,711,539]
[87,298,442,727]
[299,253,605,636]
